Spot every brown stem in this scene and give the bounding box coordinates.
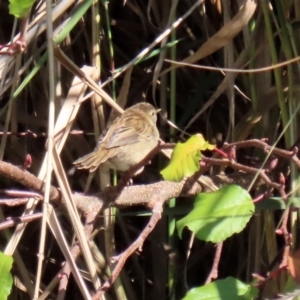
[92,198,165,299]
[205,242,223,284]
[0,213,42,230]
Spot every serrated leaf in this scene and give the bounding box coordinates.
[177,185,254,243]
[160,134,215,182]
[0,252,13,300]
[9,0,35,18]
[183,277,258,300]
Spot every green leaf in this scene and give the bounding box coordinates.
[160,134,215,182]
[0,252,13,300]
[177,185,254,243]
[9,0,35,18]
[183,277,258,300]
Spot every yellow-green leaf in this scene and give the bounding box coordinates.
[160,134,215,182]
[0,252,13,300]
[9,0,35,18]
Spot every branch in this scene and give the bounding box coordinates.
[0,213,42,230]
[92,196,166,299]
[0,159,264,214]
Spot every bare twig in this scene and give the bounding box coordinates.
[92,197,165,299]
[0,213,42,230]
[57,210,99,296]
[205,243,223,284]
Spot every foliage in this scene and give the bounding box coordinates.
[161,134,215,181]
[8,0,35,18]
[182,277,258,300]
[0,252,13,300]
[177,185,254,243]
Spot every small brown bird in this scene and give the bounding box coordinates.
[73,102,160,173]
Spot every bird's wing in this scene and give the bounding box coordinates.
[105,114,151,149]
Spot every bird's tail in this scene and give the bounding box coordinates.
[73,150,110,172]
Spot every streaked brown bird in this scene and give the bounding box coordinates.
[73,102,160,173]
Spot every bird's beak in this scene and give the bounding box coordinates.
[156,108,162,113]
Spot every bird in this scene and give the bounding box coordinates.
[73,102,160,174]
